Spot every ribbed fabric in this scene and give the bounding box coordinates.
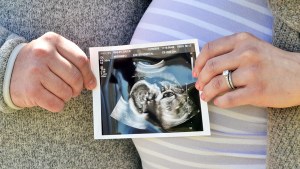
[3,43,26,110]
[0,31,26,113]
[131,0,273,168]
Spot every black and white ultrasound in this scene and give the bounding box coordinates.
[99,43,203,135]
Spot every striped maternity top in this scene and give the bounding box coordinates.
[130,0,273,168]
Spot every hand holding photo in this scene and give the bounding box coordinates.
[90,39,210,139]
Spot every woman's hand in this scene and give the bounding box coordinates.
[193,32,300,108]
[10,32,96,112]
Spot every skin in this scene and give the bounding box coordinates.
[193,32,300,108]
[10,32,96,112]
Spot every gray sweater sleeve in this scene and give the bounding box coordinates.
[0,26,27,113]
[267,1,300,168]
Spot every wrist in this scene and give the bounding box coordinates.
[3,43,27,110]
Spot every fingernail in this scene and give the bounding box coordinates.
[195,81,200,90]
[192,71,197,78]
[201,93,206,101]
[88,79,96,89]
[195,81,203,91]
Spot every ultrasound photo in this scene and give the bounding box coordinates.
[90,40,210,139]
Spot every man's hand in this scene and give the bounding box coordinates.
[193,32,300,108]
[10,32,96,112]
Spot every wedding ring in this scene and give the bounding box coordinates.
[222,70,231,89]
[222,70,235,90]
[228,70,236,89]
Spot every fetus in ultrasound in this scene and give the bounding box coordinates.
[129,79,197,130]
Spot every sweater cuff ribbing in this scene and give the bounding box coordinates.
[3,43,26,110]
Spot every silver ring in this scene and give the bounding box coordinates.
[228,70,236,89]
[223,70,235,90]
[222,70,231,89]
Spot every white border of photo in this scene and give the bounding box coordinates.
[90,39,210,139]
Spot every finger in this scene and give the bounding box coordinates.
[40,69,73,102]
[197,51,240,88]
[35,86,65,112]
[193,32,257,78]
[193,34,238,77]
[48,33,96,90]
[200,69,245,102]
[48,52,83,97]
[213,87,252,108]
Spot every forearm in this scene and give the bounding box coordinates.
[0,26,27,113]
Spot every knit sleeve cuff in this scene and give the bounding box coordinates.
[3,43,26,110]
